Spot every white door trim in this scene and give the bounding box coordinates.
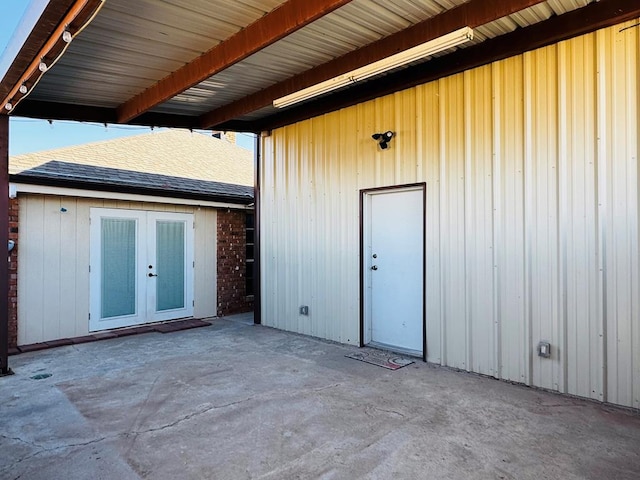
[360,183,426,359]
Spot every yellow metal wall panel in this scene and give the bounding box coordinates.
[492,56,528,385]
[260,20,640,407]
[524,46,562,393]
[597,23,640,409]
[464,65,496,377]
[416,81,443,363]
[439,74,467,371]
[561,33,603,402]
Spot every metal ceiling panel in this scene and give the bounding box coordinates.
[27,0,285,107]
[19,0,598,119]
[154,0,470,115]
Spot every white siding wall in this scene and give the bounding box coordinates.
[17,195,217,344]
[260,21,639,408]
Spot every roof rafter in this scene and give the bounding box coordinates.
[199,0,547,129]
[0,0,76,103]
[116,0,354,123]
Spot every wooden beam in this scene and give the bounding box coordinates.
[0,115,9,375]
[116,0,354,123]
[248,0,640,132]
[199,0,547,128]
[1,0,104,113]
[0,0,76,101]
[13,100,202,129]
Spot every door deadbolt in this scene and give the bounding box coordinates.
[372,254,377,258]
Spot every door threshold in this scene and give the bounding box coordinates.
[366,341,423,359]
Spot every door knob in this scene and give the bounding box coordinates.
[371,265,378,271]
[148,273,158,277]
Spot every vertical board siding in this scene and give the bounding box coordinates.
[260,20,640,408]
[193,208,217,319]
[18,196,218,345]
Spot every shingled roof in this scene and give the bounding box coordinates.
[10,129,254,204]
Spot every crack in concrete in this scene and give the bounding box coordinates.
[0,434,114,476]
[125,373,161,455]
[131,396,255,434]
[364,405,406,419]
[2,381,343,476]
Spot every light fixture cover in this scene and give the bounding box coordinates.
[274,27,473,108]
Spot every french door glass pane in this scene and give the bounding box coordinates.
[101,218,136,318]
[156,220,185,311]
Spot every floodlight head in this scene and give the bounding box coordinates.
[372,131,395,149]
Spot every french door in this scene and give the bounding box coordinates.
[89,208,194,332]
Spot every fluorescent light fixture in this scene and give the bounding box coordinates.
[274,26,473,109]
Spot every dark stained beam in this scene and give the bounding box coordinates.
[13,100,202,130]
[247,0,640,132]
[0,0,76,101]
[199,0,547,129]
[1,0,104,113]
[116,0,354,123]
[0,115,10,375]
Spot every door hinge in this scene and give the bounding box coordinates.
[88,313,91,320]
[193,261,195,268]
[89,265,91,272]
[192,300,195,307]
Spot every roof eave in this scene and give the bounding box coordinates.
[9,173,254,205]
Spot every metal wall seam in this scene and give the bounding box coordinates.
[595,27,609,404]
[490,62,503,382]
[523,50,534,387]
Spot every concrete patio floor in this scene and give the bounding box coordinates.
[1,314,639,480]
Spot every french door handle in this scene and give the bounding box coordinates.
[148,273,158,277]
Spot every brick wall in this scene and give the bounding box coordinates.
[8,197,18,349]
[217,209,253,316]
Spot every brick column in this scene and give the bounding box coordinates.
[217,209,254,316]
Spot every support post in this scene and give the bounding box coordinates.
[0,115,11,375]
[253,133,261,325]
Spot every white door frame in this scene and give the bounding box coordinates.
[89,208,194,332]
[360,183,426,360]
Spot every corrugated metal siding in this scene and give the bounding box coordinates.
[17,196,217,345]
[260,20,639,408]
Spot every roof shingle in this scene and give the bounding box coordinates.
[10,129,254,202]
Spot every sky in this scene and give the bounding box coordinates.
[0,1,254,155]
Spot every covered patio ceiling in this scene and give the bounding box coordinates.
[1,0,639,133]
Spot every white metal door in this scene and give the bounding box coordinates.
[363,187,424,355]
[89,208,194,331]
